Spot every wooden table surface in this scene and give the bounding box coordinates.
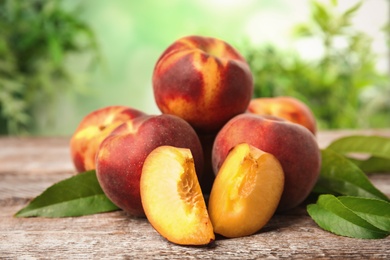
[1,130,389,259]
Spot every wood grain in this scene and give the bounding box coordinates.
[1,131,389,259]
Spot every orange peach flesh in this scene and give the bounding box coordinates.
[208,143,284,238]
[140,146,214,246]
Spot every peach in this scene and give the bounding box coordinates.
[95,114,204,217]
[70,106,145,172]
[141,146,214,245]
[212,113,321,211]
[153,35,253,134]
[208,143,284,238]
[247,96,317,135]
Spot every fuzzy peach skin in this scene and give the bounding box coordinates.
[70,106,146,173]
[95,114,204,217]
[212,113,321,211]
[247,96,317,135]
[153,35,253,134]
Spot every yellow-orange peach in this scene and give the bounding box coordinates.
[141,146,214,245]
[212,113,321,211]
[248,96,317,135]
[208,143,284,238]
[70,106,145,172]
[153,35,253,134]
[96,114,204,217]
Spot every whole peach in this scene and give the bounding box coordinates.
[70,106,145,172]
[153,35,253,134]
[95,114,204,217]
[248,96,317,135]
[212,113,321,211]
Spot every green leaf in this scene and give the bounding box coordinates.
[330,0,338,6]
[343,1,362,18]
[311,0,331,32]
[313,149,389,201]
[292,24,314,38]
[328,135,390,159]
[349,156,390,174]
[48,36,63,65]
[15,170,119,218]
[307,195,389,239]
[338,196,390,232]
[327,135,390,173]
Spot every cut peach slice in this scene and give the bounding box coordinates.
[140,146,214,246]
[208,143,284,238]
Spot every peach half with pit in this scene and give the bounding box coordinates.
[141,145,214,246]
[208,143,284,238]
[212,113,321,211]
[95,114,204,217]
[70,105,145,173]
[153,35,253,134]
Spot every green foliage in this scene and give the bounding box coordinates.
[0,0,99,135]
[307,195,389,239]
[15,170,119,218]
[308,135,390,239]
[314,148,389,201]
[244,0,390,129]
[328,135,390,159]
[338,196,390,232]
[328,135,390,173]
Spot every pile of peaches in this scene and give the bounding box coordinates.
[70,36,321,245]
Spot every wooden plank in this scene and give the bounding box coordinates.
[0,137,74,175]
[2,203,389,259]
[0,131,389,259]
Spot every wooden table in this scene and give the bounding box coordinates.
[1,130,389,259]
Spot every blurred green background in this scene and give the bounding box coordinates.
[1,0,389,136]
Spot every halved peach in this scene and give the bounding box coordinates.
[208,143,284,238]
[140,146,214,246]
